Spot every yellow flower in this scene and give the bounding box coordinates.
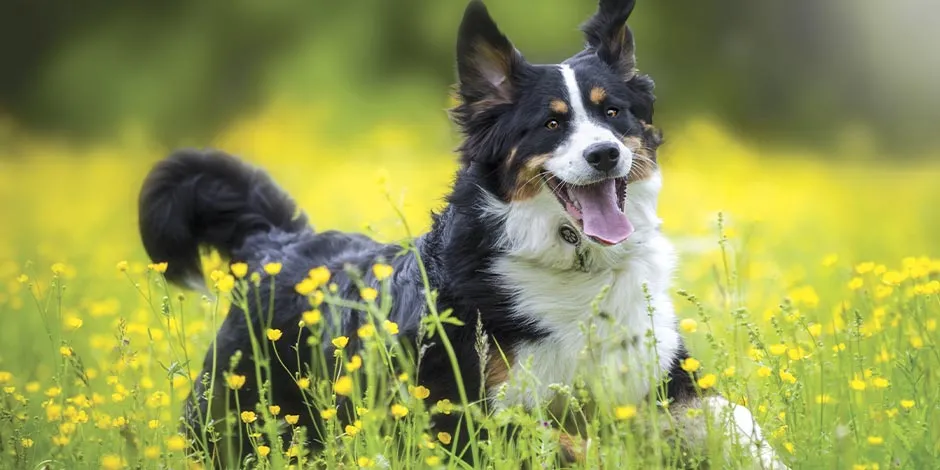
[297,377,311,390]
[384,320,399,335]
[64,315,83,330]
[46,386,62,398]
[779,370,797,384]
[373,263,394,281]
[856,262,875,274]
[52,434,70,446]
[391,404,409,419]
[358,456,376,468]
[257,445,271,457]
[216,274,235,293]
[787,346,809,361]
[116,261,129,272]
[358,323,376,339]
[345,422,361,437]
[910,335,924,349]
[808,323,823,337]
[697,373,717,389]
[148,419,160,429]
[334,376,354,396]
[360,287,378,302]
[757,366,773,378]
[309,266,331,286]
[398,372,410,382]
[900,399,915,409]
[816,394,833,404]
[437,431,453,445]
[867,436,884,446]
[148,262,168,274]
[784,442,794,454]
[882,271,906,285]
[295,278,317,295]
[679,318,698,333]
[848,277,864,290]
[886,408,899,418]
[60,346,73,357]
[849,377,866,391]
[435,399,454,415]
[346,355,363,372]
[302,310,322,326]
[332,336,349,349]
[426,456,442,466]
[266,329,283,341]
[263,263,282,276]
[872,377,890,389]
[241,411,257,423]
[268,405,281,416]
[227,374,246,390]
[722,366,736,377]
[21,438,34,448]
[320,408,337,420]
[768,344,787,356]
[16,274,29,284]
[680,358,700,373]
[285,414,300,425]
[747,347,765,361]
[231,262,249,278]
[410,385,431,400]
[614,405,637,420]
[100,454,125,470]
[822,254,839,267]
[166,435,187,451]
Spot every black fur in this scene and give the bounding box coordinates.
[138,150,309,286]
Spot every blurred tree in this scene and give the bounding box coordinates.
[0,0,937,153]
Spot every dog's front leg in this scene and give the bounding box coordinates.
[668,395,789,470]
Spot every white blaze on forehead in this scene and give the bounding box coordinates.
[560,65,590,124]
[547,65,631,185]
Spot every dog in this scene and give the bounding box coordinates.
[138,0,786,468]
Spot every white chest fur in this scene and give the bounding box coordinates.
[483,172,680,409]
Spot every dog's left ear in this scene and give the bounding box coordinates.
[582,0,638,81]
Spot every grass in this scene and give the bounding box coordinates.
[0,105,939,469]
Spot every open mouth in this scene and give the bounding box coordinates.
[546,175,634,246]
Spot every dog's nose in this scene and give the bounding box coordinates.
[583,143,620,172]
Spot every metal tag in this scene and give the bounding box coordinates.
[559,224,581,246]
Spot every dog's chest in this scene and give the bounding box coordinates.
[489,237,680,409]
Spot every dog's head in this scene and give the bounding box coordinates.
[452,0,663,249]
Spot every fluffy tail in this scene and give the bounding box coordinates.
[138,149,309,288]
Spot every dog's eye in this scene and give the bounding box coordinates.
[545,119,560,130]
[606,107,620,118]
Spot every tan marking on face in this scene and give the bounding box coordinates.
[623,135,658,182]
[590,87,607,105]
[550,99,569,114]
[511,154,552,200]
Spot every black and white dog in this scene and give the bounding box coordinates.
[139,0,785,467]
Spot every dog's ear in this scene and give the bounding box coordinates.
[456,1,526,105]
[582,0,638,81]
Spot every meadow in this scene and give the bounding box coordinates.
[0,103,939,469]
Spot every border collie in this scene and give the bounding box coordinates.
[139,0,786,467]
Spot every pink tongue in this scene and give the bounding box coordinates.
[568,180,634,245]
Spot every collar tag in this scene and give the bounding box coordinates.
[559,224,581,246]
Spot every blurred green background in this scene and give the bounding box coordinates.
[2,0,939,153]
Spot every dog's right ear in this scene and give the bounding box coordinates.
[456,1,525,106]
